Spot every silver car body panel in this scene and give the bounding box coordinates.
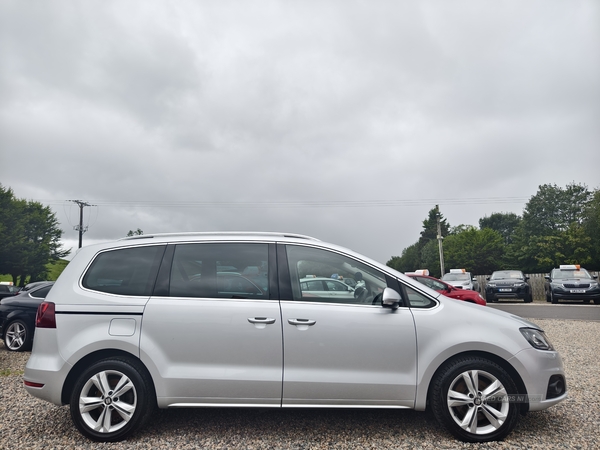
[280,301,416,408]
[140,297,282,407]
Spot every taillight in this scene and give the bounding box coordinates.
[36,302,56,328]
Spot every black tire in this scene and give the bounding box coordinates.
[4,319,32,352]
[594,299,600,305]
[551,291,558,304]
[524,294,533,303]
[70,358,155,442]
[430,356,520,443]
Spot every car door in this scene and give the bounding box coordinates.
[279,244,417,408]
[140,242,283,407]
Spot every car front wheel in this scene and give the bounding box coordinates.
[430,356,520,442]
[70,358,155,442]
[4,319,32,351]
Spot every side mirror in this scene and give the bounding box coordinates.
[486,277,490,281]
[544,276,550,281]
[381,287,401,310]
[525,276,530,281]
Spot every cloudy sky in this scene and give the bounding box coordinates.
[1,0,599,263]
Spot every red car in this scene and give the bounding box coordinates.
[406,271,487,306]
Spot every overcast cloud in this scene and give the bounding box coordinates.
[1,0,599,263]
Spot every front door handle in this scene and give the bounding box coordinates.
[288,318,317,326]
[248,317,276,324]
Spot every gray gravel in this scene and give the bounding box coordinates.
[1,319,598,449]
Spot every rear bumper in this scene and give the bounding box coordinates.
[23,328,71,406]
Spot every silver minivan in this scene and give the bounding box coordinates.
[24,232,566,442]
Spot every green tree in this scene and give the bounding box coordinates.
[582,189,600,270]
[444,227,504,274]
[418,206,450,248]
[387,242,420,273]
[420,239,442,277]
[479,212,521,245]
[0,185,70,285]
[521,183,592,237]
[387,206,450,274]
[512,182,594,272]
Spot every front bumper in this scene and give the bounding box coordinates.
[549,285,600,302]
[509,347,567,412]
[486,285,530,300]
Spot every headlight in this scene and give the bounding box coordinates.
[487,283,496,287]
[520,328,554,351]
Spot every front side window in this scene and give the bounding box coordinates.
[82,246,165,296]
[285,245,387,305]
[405,285,437,308]
[169,243,269,299]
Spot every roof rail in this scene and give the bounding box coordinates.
[119,231,320,241]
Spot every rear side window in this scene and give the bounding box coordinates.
[82,246,165,296]
[169,243,269,299]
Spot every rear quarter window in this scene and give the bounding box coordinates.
[82,246,165,296]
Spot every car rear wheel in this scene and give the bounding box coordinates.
[430,356,520,442]
[4,319,32,352]
[70,358,155,442]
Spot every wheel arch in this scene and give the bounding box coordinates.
[423,350,529,414]
[61,349,157,405]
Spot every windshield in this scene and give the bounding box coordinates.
[490,271,524,281]
[442,273,469,281]
[552,269,592,280]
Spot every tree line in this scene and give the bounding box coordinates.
[387,183,600,277]
[0,185,70,286]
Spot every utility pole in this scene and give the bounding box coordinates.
[68,200,92,248]
[436,204,445,276]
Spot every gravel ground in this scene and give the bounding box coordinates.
[1,319,598,449]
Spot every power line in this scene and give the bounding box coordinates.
[39,196,530,209]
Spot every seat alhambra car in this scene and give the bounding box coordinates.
[24,232,566,443]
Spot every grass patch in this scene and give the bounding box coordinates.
[0,368,24,377]
[0,258,69,284]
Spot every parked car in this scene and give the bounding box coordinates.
[0,283,19,301]
[299,277,357,301]
[545,265,600,304]
[24,232,566,443]
[0,282,54,351]
[441,269,480,292]
[485,270,533,303]
[406,270,486,306]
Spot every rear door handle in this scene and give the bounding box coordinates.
[288,318,316,326]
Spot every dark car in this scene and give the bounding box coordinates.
[485,270,532,303]
[406,271,486,305]
[0,281,54,351]
[0,284,19,301]
[545,265,600,304]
